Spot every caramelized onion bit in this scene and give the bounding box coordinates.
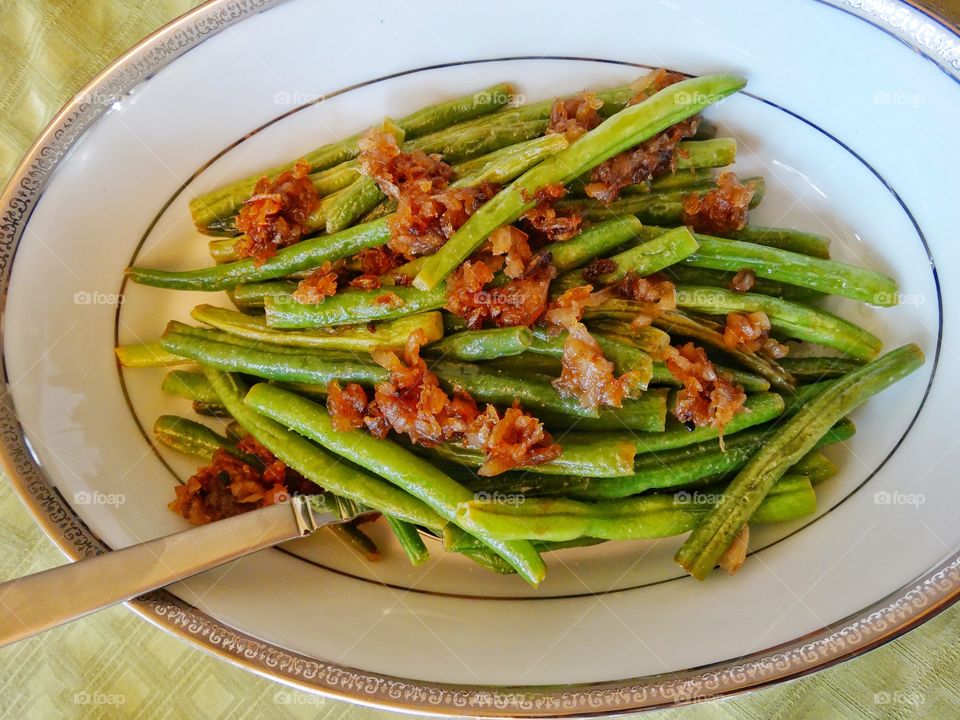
[489,225,533,279]
[627,69,687,105]
[327,381,370,431]
[374,291,404,308]
[719,524,750,575]
[723,311,789,358]
[682,172,755,236]
[730,268,756,293]
[544,284,595,329]
[169,440,311,526]
[521,184,582,242]
[445,259,553,329]
[553,323,642,411]
[293,261,339,304]
[356,246,404,276]
[390,182,499,260]
[235,159,319,264]
[445,259,496,329]
[463,403,562,476]
[359,127,496,260]
[585,116,699,204]
[582,258,618,285]
[353,331,559,474]
[664,342,746,434]
[358,128,453,201]
[547,91,604,140]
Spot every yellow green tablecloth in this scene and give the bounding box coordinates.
[2,2,959,717]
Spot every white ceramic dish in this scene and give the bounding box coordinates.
[2,0,958,715]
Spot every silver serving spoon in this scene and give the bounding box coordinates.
[0,496,364,647]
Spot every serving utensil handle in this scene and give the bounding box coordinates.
[0,497,323,647]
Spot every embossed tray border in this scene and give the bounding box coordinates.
[1,0,957,716]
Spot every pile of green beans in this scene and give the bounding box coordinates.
[118,73,923,585]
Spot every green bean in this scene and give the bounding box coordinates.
[780,379,834,415]
[568,138,737,197]
[451,135,568,180]
[778,356,865,383]
[732,225,831,259]
[648,360,771,393]
[192,304,444,351]
[326,128,564,236]
[208,237,240,264]
[541,216,644,273]
[526,327,653,388]
[244,383,546,585]
[568,418,854,501]
[436,82,637,140]
[679,236,898,305]
[426,327,532,362]
[447,470,594,499]
[538,388,669,432]
[430,360,603,419]
[161,369,220,403]
[582,321,672,356]
[228,281,297,311]
[676,343,924,579]
[204,164,364,239]
[443,525,607,553]
[674,286,882,361]
[676,137,737,168]
[651,309,796,392]
[408,119,549,163]
[553,226,699,292]
[115,341,187,368]
[325,120,405,234]
[450,134,570,188]
[573,426,847,500]
[162,330,390,386]
[413,74,747,290]
[203,368,447,532]
[557,177,766,225]
[325,175,388,234]
[479,353,561,379]
[189,83,515,229]
[407,434,636,478]
[153,415,255,464]
[661,265,825,303]
[385,516,429,566]
[166,321,369,357]
[459,547,517,574]
[608,392,785,455]
[264,283,448,328]
[641,168,716,192]
[330,521,381,563]
[457,474,816,542]
[162,328,601,421]
[791,451,837,485]
[128,217,391,291]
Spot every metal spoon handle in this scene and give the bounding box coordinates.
[0,497,325,647]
